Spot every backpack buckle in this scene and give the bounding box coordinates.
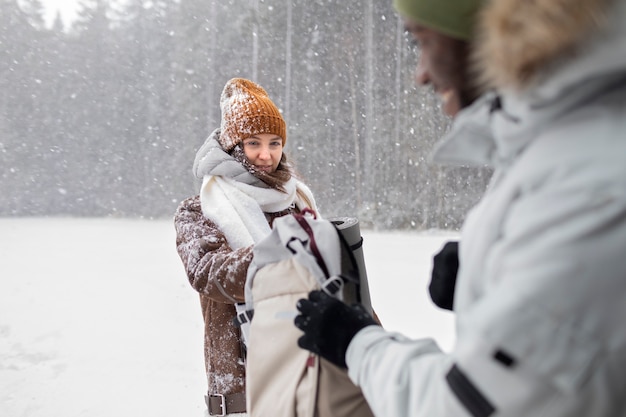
[322,275,344,296]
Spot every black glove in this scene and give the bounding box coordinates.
[429,240,459,311]
[294,290,378,368]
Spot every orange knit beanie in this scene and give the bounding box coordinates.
[219,78,287,152]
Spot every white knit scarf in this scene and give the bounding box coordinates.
[200,175,315,249]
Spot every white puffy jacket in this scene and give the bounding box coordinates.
[347,0,626,416]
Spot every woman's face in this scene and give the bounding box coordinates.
[242,133,284,173]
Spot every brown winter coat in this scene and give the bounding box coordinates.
[174,194,302,398]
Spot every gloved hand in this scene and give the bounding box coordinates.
[294,290,378,368]
[429,240,459,311]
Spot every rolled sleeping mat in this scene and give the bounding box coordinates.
[328,217,373,315]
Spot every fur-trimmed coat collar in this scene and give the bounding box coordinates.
[432,0,626,168]
[474,0,625,93]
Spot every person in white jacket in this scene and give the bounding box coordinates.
[294,0,626,416]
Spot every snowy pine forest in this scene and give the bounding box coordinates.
[1,0,491,230]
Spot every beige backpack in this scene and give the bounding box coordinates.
[236,209,375,417]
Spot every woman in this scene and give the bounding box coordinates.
[174,78,318,416]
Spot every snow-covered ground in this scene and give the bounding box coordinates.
[0,218,457,417]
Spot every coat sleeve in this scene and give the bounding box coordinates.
[346,328,466,417]
[346,155,626,417]
[174,195,252,303]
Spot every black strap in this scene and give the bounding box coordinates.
[446,364,496,417]
[349,236,364,251]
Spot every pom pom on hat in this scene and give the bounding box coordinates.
[219,78,287,152]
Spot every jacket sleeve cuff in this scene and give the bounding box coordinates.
[346,326,442,383]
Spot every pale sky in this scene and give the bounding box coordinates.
[41,0,81,27]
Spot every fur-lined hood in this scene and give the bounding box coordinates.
[474,0,626,94]
[431,0,626,168]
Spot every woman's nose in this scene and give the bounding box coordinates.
[258,146,271,160]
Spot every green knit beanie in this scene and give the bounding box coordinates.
[392,0,483,41]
